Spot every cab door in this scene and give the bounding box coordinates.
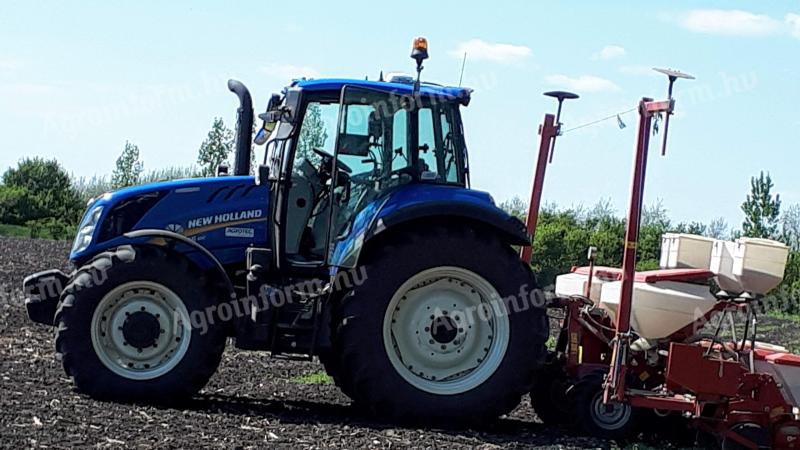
[325,86,415,267]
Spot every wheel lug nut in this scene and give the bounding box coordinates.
[424,327,430,332]
[429,339,435,345]
[440,345,446,350]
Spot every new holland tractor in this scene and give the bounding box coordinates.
[23,38,548,424]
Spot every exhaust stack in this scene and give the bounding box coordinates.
[227,79,254,176]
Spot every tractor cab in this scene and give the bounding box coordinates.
[256,71,473,272]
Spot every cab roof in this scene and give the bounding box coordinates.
[292,78,472,105]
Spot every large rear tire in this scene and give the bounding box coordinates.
[327,225,548,424]
[54,245,226,403]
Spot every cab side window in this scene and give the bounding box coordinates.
[417,105,459,183]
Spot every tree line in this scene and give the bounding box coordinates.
[0,118,236,238]
[502,171,800,313]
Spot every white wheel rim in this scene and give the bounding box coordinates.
[590,391,632,430]
[382,267,510,395]
[91,281,192,380]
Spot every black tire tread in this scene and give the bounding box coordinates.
[326,224,548,424]
[54,245,226,403]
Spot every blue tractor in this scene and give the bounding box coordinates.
[23,38,547,423]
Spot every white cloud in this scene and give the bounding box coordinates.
[591,45,626,61]
[679,9,782,36]
[545,74,620,93]
[260,63,319,80]
[449,39,532,63]
[787,13,800,38]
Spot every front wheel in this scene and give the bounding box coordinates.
[327,225,548,424]
[54,245,226,403]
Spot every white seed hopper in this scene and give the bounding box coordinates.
[554,266,622,304]
[599,269,717,340]
[659,233,715,269]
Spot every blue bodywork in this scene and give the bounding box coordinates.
[330,184,526,268]
[293,79,472,104]
[72,176,268,267]
[70,78,525,273]
[73,176,523,270]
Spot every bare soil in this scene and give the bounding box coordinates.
[2,237,797,449]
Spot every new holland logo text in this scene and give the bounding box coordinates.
[187,209,263,229]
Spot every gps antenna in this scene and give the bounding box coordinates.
[543,91,580,163]
[652,68,695,155]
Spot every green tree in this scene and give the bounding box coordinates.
[706,217,729,239]
[499,196,528,221]
[111,141,143,189]
[741,171,781,238]
[0,158,83,225]
[197,117,234,177]
[781,204,800,251]
[296,103,328,163]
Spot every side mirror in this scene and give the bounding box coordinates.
[266,93,281,112]
[257,164,270,186]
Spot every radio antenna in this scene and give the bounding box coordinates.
[458,52,467,87]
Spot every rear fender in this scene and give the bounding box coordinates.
[329,185,530,269]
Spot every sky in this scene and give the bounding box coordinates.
[1,1,798,230]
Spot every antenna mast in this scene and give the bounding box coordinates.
[458,52,467,87]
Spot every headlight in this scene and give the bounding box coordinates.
[71,205,103,254]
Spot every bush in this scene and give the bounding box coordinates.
[1,158,83,225]
[26,217,74,241]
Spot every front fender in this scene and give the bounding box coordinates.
[329,185,530,268]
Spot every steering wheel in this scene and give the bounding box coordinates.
[312,147,352,174]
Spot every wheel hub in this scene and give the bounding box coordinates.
[430,315,458,344]
[121,311,161,349]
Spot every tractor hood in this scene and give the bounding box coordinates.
[72,176,268,263]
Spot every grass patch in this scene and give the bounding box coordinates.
[291,371,332,385]
[0,223,30,238]
[768,310,800,323]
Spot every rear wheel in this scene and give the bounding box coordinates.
[55,245,226,403]
[327,225,548,424]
